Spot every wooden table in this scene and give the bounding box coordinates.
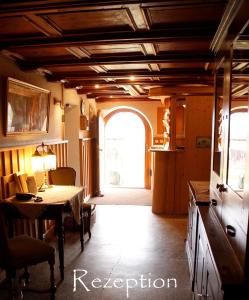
[2,185,85,280]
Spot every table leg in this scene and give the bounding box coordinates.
[57,209,64,280]
[80,206,84,252]
[37,218,43,240]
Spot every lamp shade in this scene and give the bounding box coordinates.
[44,150,56,171]
[31,144,57,173]
[31,151,44,173]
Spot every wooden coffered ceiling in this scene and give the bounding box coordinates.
[0,0,228,101]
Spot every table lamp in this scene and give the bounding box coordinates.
[31,142,56,191]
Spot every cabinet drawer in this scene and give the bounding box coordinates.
[221,210,246,267]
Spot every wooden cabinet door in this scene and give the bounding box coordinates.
[194,231,206,298]
[186,196,198,285]
[203,247,223,300]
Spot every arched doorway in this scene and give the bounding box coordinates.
[102,108,152,189]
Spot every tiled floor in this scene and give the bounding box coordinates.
[0,205,192,300]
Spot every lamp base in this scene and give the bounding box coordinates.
[38,183,53,192]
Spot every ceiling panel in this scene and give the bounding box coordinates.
[156,41,210,52]
[159,62,206,69]
[9,46,74,59]
[45,9,134,32]
[146,5,224,26]
[47,65,93,72]
[0,16,43,37]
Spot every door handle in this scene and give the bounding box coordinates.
[226,225,236,237]
[216,183,227,193]
[211,199,217,206]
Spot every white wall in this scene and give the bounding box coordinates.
[64,89,81,185]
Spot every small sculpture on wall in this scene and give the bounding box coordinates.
[80,98,89,130]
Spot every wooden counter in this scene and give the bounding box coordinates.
[150,148,186,214]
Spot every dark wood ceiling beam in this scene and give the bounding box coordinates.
[0,1,223,17]
[76,87,126,94]
[64,78,214,88]
[1,28,214,49]
[79,88,128,94]
[94,96,158,102]
[46,68,212,81]
[18,52,213,70]
[211,0,249,54]
[87,94,150,99]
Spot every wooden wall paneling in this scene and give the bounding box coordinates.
[3,151,11,175]
[174,151,188,214]
[79,138,95,200]
[11,150,19,173]
[63,142,67,165]
[64,143,68,166]
[17,148,25,172]
[79,139,83,189]
[90,140,94,196]
[152,151,175,214]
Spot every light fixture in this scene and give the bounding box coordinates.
[54,97,62,106]
[31,142,56,191]
[95,84,100,89]
[129,75,135,81]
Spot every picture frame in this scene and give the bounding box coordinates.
[5,77,50,135]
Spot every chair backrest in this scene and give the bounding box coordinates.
[1,174,17,199]
[48,167,76,186]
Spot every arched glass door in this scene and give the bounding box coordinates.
[104,112,145,188]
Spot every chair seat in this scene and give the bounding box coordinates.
[4,235,55,269]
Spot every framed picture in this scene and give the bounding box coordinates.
[5,78,50,135]
[196,136,211,148]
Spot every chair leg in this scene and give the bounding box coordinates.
[49,260,56,299]
[6,269,17,300]
[19,267,30,285]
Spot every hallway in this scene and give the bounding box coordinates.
[88,188,152,206]
[0,205,191,300]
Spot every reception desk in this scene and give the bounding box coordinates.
[150,147,186,214]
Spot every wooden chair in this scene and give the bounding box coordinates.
[48,167,92,238]
[0,204,56,300]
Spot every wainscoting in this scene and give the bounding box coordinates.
[79,137,95,199]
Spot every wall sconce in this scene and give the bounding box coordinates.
[31,142,56,191]
[54,97,62,106]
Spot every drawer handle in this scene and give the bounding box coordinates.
[211,199,217,206]
[226,225,236,237]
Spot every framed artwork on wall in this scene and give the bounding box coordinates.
[5,77,50,135]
